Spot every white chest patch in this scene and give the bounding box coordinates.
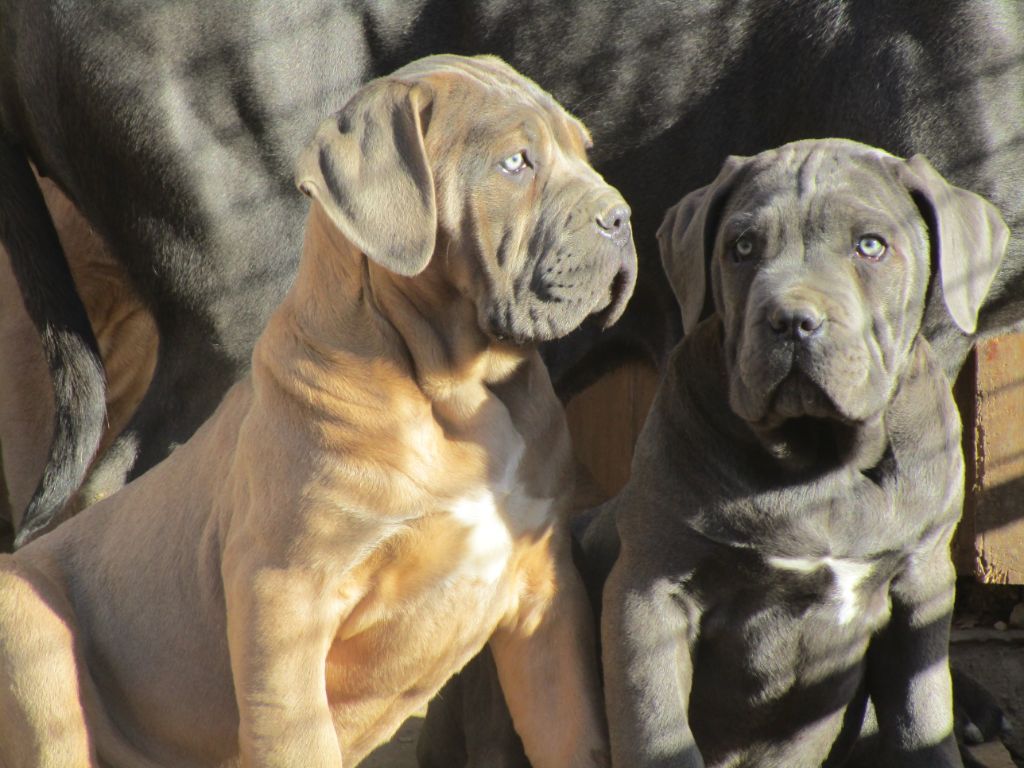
[767,555,874,625]
[493,432,557,534]
[448,485,556,586]
[449,490,515,585]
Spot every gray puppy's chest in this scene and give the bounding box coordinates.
[670,443,957,766]
[685,476,911,700]
[649,324,964,758]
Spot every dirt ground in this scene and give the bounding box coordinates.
[953,580,1024,768]
[954,637,1024,768]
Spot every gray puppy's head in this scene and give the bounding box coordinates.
[659,139,1008,465]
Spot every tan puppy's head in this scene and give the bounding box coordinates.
[658,139,1008,465]
[296,54,637,344]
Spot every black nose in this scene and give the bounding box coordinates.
[768,302,824,341]
[596,203,631,245]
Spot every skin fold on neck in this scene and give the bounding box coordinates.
[244,202,555,520]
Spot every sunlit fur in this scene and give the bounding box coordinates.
[398,56,636,344]
[0,56,617,768]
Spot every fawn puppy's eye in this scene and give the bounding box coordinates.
[499,151,531,175]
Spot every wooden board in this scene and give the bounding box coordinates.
[960,335,1024,584]
[565,360,660,503]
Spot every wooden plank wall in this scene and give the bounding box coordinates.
[564,360,659,505]
[957,336,1024,584]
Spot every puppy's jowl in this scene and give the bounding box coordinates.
[603,139,1007,768]
[0,55,635,768]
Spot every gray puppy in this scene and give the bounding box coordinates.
[601,138,1008,768]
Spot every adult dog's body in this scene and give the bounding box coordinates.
[2,0,1022,543]
[600,140,1007,767]
[0,55,634,767]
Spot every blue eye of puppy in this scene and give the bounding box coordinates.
[855,235,887,261]
[729,234,756,263]
[499,151,531,175]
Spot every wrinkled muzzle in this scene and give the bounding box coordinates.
[483,179,637,343]
[730,275,895,431]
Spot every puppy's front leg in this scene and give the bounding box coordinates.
[602,553,704,768]
[866,525,962,768]
[489,531,609,768]
[224,560,342,768]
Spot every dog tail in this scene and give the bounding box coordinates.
[0,141,106,547]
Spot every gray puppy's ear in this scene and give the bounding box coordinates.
[295,80,436,277]
[899,154,1009,334]
[657,156,746,334]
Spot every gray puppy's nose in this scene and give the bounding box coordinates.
[595,203,632,245]
[768,301,824,341]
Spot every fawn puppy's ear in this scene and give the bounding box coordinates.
[297,79,436,276]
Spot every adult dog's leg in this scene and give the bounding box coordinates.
[0,143,105,548]
[92,311,242,486]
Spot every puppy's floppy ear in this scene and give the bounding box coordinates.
[657,156,746,334]
[899,154,1009,334]
[296,80,436,277]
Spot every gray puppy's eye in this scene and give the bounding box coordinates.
[499,151,530,174]
[729,233,756,263]
[855,235,887,261]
